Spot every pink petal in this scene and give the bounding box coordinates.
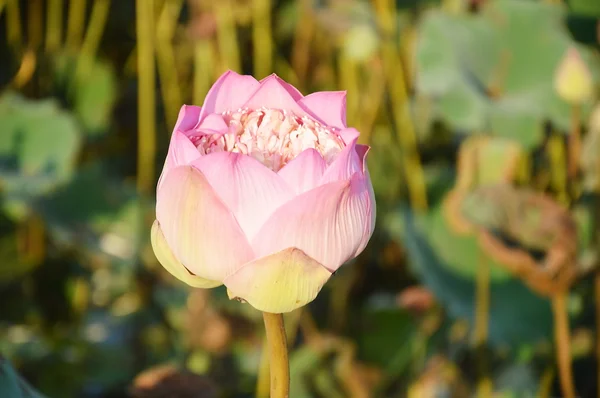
[278,149,326,194]
[320,132,362,184]
[196,113,228,132]
[259,73,304,100]
[169,130,201,165]
[355,144,370,173]
[339,127,360,145]
[192,152,295,241]
[199,71,260,120]
[352,143,375,254]
[243,75,307,114]
[173,105,201,133]
[156,166,254,281]
[251,173,373,272]
[354,168,376,256]
[157,131,201,190]
[298,91,347,129]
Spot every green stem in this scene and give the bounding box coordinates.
[76,0,111,79]
[136,0,156,195]
[6,0,22,50]
[595,273,600,398]
[256,338,270,398]
[46,0,64,52]
[552,293,577,398]
[568,104,581,199]
[156,0,183,128]
[252,0,272,78]
[66,0,86,50]
[213,0,240,72]
[27,0,43,49]
[262,312,290,398]
[290,0,313,86]
[193,39,215,105]
[373,0,428,212]
[474,251,491,398]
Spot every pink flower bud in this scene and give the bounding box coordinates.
[152,71,376,313]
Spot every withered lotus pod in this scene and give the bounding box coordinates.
[446,184,579,297]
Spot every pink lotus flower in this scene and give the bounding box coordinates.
[151,71,375,313]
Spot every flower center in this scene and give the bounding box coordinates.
[193,108,345,171]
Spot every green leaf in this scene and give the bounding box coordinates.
[415,11,462,94]
[488,99,543,149]
[0,93,80,180]
[392,205,553,346]
[289,346,322,398]
[53,54,118,136]
[425,204,512,282]
[354,309,415,367]
[568,0,600,17]
[0,233,41,284]
[414,0,598,147]
[0,93,81,220]
[36,165,143,262]
[73,60,117,135]
[436,83,487,131]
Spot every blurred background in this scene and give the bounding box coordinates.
[0,0,599,397]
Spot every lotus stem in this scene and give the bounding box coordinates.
[11,50,36,88]
[193,40,215,106]
[552,293,577,398]
[252,0,272,78]
[136,0,157,195]
[596,104,600,398]
[262,312,290,398]
[213,0,240,72]
[27,0,43,49]
[373,0,428,212]
[596,273,600,398]
[537,366,554,398]
[256,309,302,397]
[337,53,360,132]
[17,215,45,265]
[256,339,270,398]
[487,50,511,99]
[156,0,183,128]
[358,59,384,145]
[568,104,581,197]
[46,0,64,52]
[6,0,22,50]
[290,0,314,86]
[76,0,111,80]
[547,134,569,205]
[66,0,87,50]
[474,251,491,398]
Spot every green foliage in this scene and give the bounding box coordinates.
[391,205,554,345]
[54,54,118,136]
[415,0,598,147]
[37,165,144,261]
[0,233,40,284]
[0,93,81,219]
[568,0,600,17]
